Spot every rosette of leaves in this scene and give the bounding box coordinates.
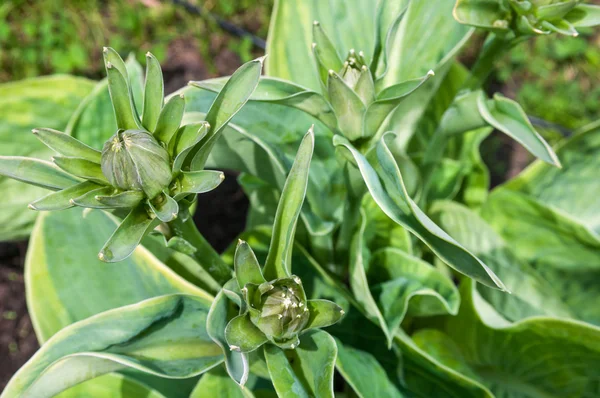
[0,47,264,266]
[193,20,436,144]
[205,129,344,393]
[228,240,343,351]
[454,0,600,37]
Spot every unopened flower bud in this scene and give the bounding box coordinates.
[249,277,310,342]
[101,129,172,199]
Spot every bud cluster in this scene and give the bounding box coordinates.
[311,21,433,143]
[5,47,225,263]
[225,240,344,351]
[454,0,597,37]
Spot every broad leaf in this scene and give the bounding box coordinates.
[350,207,459,346]
[55,373,166,398]
[503,124,600,234]
[266,0,377,91]
[380,0,472,86]
[0,75,95,240]
[335,339,404,398]
[264,330,337,398]
[191,77,337,131]
[393,329,493,398]
[381,0,473,149]
[190,367,254,398]
[431,200,573,322]
[26,208,213,342]
[181,87,342,237]
[429,280,600,397]
[482,189,600,325]
[2,295,222,398]
[334,135,505,290]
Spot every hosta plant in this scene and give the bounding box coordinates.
[1,0,600,397]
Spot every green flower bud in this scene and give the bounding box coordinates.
[101,129,172,199]
[247,277,309,344]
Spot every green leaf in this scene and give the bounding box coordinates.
[153,94,185,144]
[327,71,365,140]
[169,122,209,172]
[350,208,459,346]
[372,0,409,74]
[432,280,600,397]
[482,189,600,325]
[364,71,433,137]
[393,329,492,397]
[0,75,95,240]
[190,367,254,398]
[381,0,472,86]
[477,93,561,167]
[1,295,222,398]
[26,207,212,342]
[33,128,101,163]
[208,290,250,385]
[305,299,344,330]
[452,0,512,30]
[180,87,341,237]
[0,156,78,190]
[334,135,505,290]
[264,330,337,398]
[431,200,573,322]
[70,186,114,209]
[95,190,145,208]
[177,170,224,199]
[335,339,404,398]
[263,128,314,280]
[99,205,161,263]
[225,313,269,353]
[148,192,179,223]
[503,124,600,234]
[379,0,472,148]
[52,156,107,184]
[67,57,144,149]
[189,57,264,170]
[266,0,377,91]
[142,52,164,132]
[105,61,141,131]
[370,248,460,318]
[566,4,600,27]
[311,21,343,86]
[191,77,337,132]
[235,240,266,288]
[29,181,101,211]
[55,373,166,398]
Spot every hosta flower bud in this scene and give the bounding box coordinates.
[101,129,172,199]
[248,278,310,342]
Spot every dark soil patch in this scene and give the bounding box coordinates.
[0,242,38,390]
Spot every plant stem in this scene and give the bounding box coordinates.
[462,33,512,91]
[168,216,232,286]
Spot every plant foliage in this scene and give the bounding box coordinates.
[1,0,600,397]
